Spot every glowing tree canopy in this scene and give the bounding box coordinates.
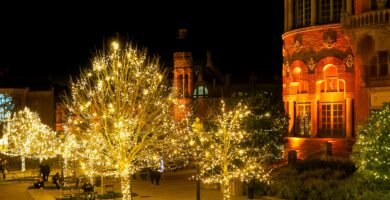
[244,92,287,164]
[196,100,273,200]
[63,41,174,200]
[352,102,390,181]
[5,107,57,171]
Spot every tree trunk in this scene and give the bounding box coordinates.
[222,179,231,200]
[196,163,200,200]
[121,174,133,200]
[101,173,104,194]
[21,156,25,172]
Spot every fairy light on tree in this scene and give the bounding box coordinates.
[58,133,80,182]
[4,107,58,171]
[352,102,390,181]
[244,91,287,165]
[63,40,175,200]
[196,100,273,200]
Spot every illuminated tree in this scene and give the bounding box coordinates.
[196,100,272,200]
[244,92,287,164]
[352,102,390,181]
[57,133,79,180]
[63,41,174,200]
[5,107,57,171]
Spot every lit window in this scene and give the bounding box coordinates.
[0,94,14,122]
[193,85,208,98]
[321,65,344,92]
[295,104,311,136]
[0,93,14,138]
[292,67,302,82]
[319,103,344,137]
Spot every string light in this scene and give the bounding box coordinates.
[352,103,390,181]
[184,100,276,200]
[5,107,58,171]
[63,40,176,200]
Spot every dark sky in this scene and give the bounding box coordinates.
[0,3,283,84]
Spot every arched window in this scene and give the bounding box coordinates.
[321,65,345,92]
[325,65,337,78]
[193,85,208,98]
[292,67,302,82]
[178,75,183,97]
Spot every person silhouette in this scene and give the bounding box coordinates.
[34,177,45,189]
[149,168,155,184]
[1,160,8,179]
[52,172,61,189]
[247,179,255,199]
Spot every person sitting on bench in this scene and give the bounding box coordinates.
[34,177,45,189]
[52,172,61,189]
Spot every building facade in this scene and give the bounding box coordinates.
[283,0,390,159]
[173,28,281,121]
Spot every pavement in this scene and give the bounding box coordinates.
[0,168,279,200]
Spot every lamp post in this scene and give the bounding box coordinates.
[191,117,204,200]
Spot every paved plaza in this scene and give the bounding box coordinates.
[0,169,277,200]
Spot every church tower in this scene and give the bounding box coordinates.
[173,28,193,121]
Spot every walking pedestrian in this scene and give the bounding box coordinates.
[1,160,8,179]
[155,170,161,185]
[247,179,255,199]
[149,168,155,184]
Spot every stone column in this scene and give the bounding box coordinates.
[311,100,318,137]
[346,98,353,138]
[182,72,186,98]
[285,0,288,31]
[188,72,193,98]
[288,0,294,30]
[173,72,178,97]
[288,100,295,135]
[311,0,317,25]
[346,0,353,14]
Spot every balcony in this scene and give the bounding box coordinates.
[343,9,390,28]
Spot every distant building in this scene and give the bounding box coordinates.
[0,75,57,150]
[173,28,281,122]
[282,0,390,159]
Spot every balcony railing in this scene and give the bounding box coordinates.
[343,9,390,28]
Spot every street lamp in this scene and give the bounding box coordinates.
[191,117,204,200]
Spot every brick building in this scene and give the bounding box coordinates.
[173,28,281,122]
[283,0,390,159]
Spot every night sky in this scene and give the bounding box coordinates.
[0,3,283,85]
